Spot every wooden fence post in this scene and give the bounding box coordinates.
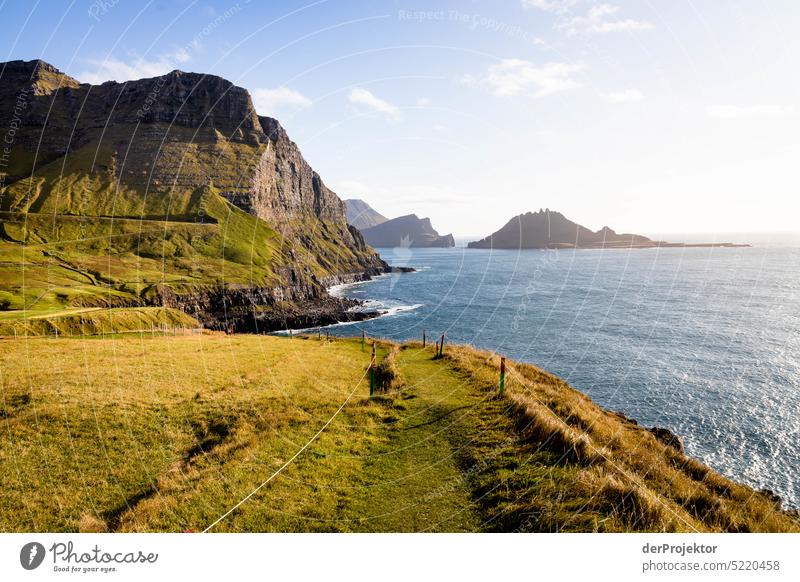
[439,334,445,357]
[499,357,506,396]
[422,329,426,347]
[369,343,376,398]
[361,329,365,352]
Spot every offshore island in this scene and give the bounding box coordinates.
[467,209,750,250]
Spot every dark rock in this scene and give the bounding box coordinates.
[649,426,685,453]
[611,411,639,426]
[759,489,783,506]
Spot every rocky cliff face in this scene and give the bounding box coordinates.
[345,198,388,229]
[0,59,388,328]
[251,117,345,224]
[360,214,455,248]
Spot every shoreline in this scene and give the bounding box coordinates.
[465,242,753,250]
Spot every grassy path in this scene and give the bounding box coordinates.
[3,335,794,532]
[343,347,485,531]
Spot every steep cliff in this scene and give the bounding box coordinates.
[0,59,388,330]
[345,198,388,229]
[360,214,455,248]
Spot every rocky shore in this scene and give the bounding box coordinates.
[148,265,415,334]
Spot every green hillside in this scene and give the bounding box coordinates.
[0,60,387,332]
[0,184,299,314]
[1,334,796,533]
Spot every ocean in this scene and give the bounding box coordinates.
[327,243,800,508]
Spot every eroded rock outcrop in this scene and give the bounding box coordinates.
[0,59,390,328]
[360,214,455,248]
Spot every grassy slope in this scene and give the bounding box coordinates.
[0,188,378,331]
[0,184,309,330]
[0,335,796,533]
[0,119,383,328]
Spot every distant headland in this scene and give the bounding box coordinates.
[346,199,455,248]
[467,209,750,250]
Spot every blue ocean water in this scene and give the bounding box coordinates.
[328,245,800,508]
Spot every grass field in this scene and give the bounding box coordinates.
[0,334,797,533]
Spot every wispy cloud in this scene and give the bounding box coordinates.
[252,87,312,116]
[464,59,583,98]
[521,0,579,13]
[78,47,198,84]
[336,179,472,206]
[558,4,653,36]
[348,88,400,118]
[706,104,795,119]
[601,89,644,103]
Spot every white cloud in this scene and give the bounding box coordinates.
[78,47,199,84]
[172,47,191,64]
[335,179,473,207]
[252,87,312,116]
[706,104,795,119]
[417,97,432,106]
[601,89,644,103]
[348,88,400,118]
[466,59,583,98]
[521,0,579,13]
[558,3,654,36]
[79,57,173,84]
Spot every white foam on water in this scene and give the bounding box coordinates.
[273,303,423,335]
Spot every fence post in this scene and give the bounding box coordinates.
[439,334,445,357]
[361,329,365,351]
[422,329,426,347]
[499,357,506,396]
[369,343,376,398]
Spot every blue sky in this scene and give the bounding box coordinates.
[2,0,799,236]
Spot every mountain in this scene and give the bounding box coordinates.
[468,209,653,249]
[346,200,455,248]
[468,209,749,249]
[0,59,390,331]
[360,214,455,248]
[345,198,388,230]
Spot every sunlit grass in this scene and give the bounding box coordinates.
[0,335,796,533]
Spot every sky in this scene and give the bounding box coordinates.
[1,0,799,237]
